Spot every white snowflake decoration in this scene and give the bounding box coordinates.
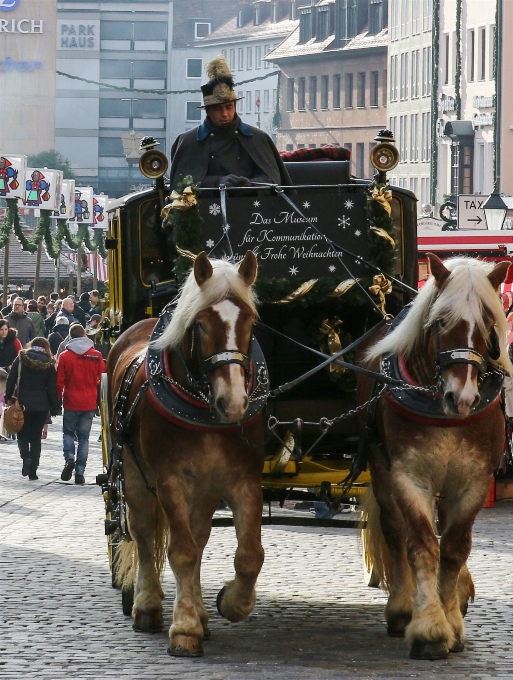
[223,223,231,232]
[328,265,336,273]
[302,201,310,209]
[289,266,299,275]
[338,215,350,228]
[354,229,361,237]
[209,203,221,216]
[344,199,355,210]
[253,200,261,207]
[206,239,215,248]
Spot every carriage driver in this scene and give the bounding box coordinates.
[169,55,291,190]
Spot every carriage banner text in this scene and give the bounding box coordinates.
[199,193,369,279]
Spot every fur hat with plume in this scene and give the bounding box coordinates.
[200,55,243,108]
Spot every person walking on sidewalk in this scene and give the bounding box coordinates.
[56,324,104,485]
[4,338,60,480]
[6,298,35,346]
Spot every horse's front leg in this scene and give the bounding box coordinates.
[217,481,264,622]
[159,482,205,657]
[394,471,455,660]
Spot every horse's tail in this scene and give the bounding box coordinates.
[359,484,393,591]
[115,501,169,590]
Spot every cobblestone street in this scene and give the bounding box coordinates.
[1,417,513,679]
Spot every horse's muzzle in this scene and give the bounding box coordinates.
[444,390,481,418]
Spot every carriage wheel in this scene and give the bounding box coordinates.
[109,533,122,589]
[361,527,381,588]
[122,587,135,616]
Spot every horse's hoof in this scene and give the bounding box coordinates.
[216,586,226,617]
[409,641,450,660]
[168,635,204,657]
[133,611,164,633]
[450,635,465,653]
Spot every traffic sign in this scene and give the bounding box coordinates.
[457,194,486,230]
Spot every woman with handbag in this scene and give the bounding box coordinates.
[0,320,22,438]
[5,337,60,480]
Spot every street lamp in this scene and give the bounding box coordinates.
[482,187,508,231]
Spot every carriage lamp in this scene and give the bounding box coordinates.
[482,188,508,231]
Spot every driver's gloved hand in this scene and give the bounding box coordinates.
[218,175,251,188]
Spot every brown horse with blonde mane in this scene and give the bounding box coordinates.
[108,251,266,657]
[359,254,511,660]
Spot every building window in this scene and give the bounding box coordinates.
[237,91,243,101]
[299,8,313,43]
[309,76,317,110]
[410,113,419,161]
[490,25,496,78]
[423,0,432,32]
[411,50,420,98]
[321,75,329,109]
[390,0,399,41]
[421,111,431,161]
[222,49,227,59]
[383,69,387,105]
[195,22,211,39]
[273,88,277,110]
[401,0,409,38]
[389,116,397,141]
[412,0,420,34]
[370,71,379,107]
[357,72,365,107]
[246,90,253,114]
[186,101,201,121]
[468,30,475,82]
[422,46,432,95]
[264,44,271,69]
[479,27,486,80]
[317,8,329,41]
[238,48,244,71]
[390,55,398,101]
[186,58,202,78]
[444,33,450,85]
[369,0,383,36]
[421,177,430,205]
[247,47,253,70]
[410,177,418,197]
[298,77,306,110]
[286,78,294,111]
[339,0,357,43]
[345,73,353,107]
[356,142,365,178]
[333,74,341,108]
[229,49,235,71]
[399,115,408,161]
[400,52,409,100]
[255,45,262,69]
[255,90,261,111]
[286,144,294,151]
[263,89,270,112]
[98,137,124,156]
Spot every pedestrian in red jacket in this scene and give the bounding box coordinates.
[56,324,104,485]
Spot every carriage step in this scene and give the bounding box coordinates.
[96,474,109,486]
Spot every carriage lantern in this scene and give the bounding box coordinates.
[370,129,400,184]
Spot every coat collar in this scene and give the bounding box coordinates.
[196,117,253,141]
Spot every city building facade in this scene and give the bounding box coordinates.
[388,0,497,211]
[268,0,388,174]
[0,0,57,157]
[196,0,298,141]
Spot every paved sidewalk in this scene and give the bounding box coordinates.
[1,417,513,679]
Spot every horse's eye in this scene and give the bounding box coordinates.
[439,319,447,330]
[198,323,206,333]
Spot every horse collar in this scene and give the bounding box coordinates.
[145,302,268,433]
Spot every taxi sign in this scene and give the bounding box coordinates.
[457,194,486,230]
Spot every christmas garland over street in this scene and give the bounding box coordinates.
[0,199,107,259]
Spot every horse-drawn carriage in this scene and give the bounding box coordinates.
[96,135,511,661]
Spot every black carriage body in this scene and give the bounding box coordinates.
[105,173,417,474]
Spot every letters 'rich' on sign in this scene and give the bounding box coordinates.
[198,191,370,279]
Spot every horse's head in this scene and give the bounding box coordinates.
[428,253,510,418]
[192,251,258,422]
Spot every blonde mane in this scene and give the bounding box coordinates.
[151,258,258,350]
[367,257,513,374]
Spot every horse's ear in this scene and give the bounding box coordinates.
[427,253,450,288]
[487,261,510,291]
[194,251,213,286]
[238,251,258,286]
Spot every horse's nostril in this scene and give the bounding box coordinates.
[242,395,249,411]
[472,394,481,408]
[216,397,228,417]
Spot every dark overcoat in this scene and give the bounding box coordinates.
[5,349,59,414]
